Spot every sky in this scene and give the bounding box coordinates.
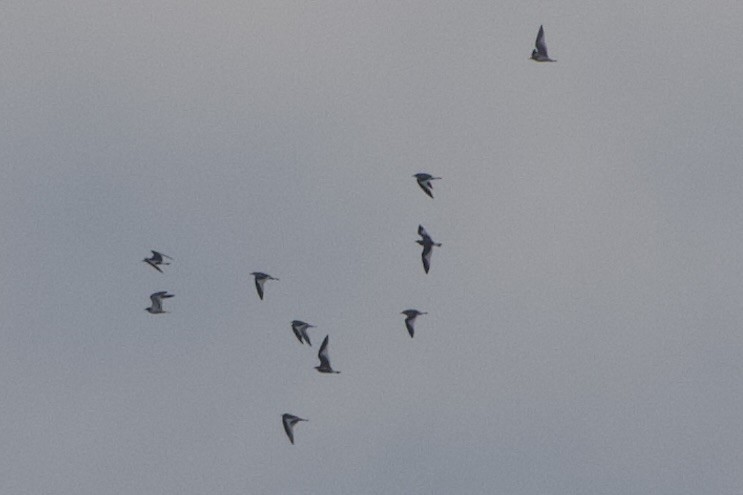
[2,1,743,493]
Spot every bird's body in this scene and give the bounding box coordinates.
[315,335,340,373]
[530,25,556,62]
[250,272,278,300]
[291,320,315,346]
[143,250,173,273]
[416,225,441,274]
[282,413,307,445]
[146,291,174,314]
[401,309,427,338]
[413,173,442,199]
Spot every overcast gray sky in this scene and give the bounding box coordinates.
[2,1,743,493]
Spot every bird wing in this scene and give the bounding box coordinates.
[405,316,416,338]
[145,259,163,273]
[291,322,305,344]
[150,292,164,311]
[418,225,429,239]
[282,416,295,444]
[156,251,173,260]
[421,245,432,274]
[417,180,434,198]
[254,277,265,300]
[535,25,549,57]
[301,327,312,347]
[318,335,332,367]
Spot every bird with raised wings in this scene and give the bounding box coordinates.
[401,309,427,338]
[413,173,442,199]
[281,413,307,445]
[530,25,556,62]
[315,335,340,374]
[143,250,173,273]
[250,272,278,300]
[416,225,441,274]
[145,291,174,314]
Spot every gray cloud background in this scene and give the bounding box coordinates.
[2,1,742,493]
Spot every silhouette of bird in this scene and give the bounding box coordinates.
[145,291,174,314]
[401,309,427,338]
[413,173,441,199]
[143,250,173,273]
[250,272,278,300]
[281,413,307,445]
[291,320,315,346]
[416,225,441,274]
[315,335,340,373]
[530,25,556,62]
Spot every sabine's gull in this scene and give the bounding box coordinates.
[282,413,307,445]
[291,320,315,346]
[251,272,278,300]
[401,309,427,338]
[413,173,442,199]
[143,250,173,273]
[416,225,441,274]
[530,25,556,62]
[315,335,340,374]
[146,291,174,314]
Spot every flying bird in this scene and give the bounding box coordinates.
[250,272,278,300]
[143,250,173,273]
[413,173,442,199]
[291,320,315,346]
[282,413,307,445]
[146,291,174,314]
[401,309,427,338]
[530,25,556,62]
[416,225,441,274]
[315,335,340,374]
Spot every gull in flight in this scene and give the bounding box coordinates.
[401,309,427,338]
[291,320,315,346]
[146,291,174,314]
[530,25,556,62]
[250,272,278,300]
[143,250,173,273]
[315,335,340,374]
[282,413,307,445]
[413,173,442,199]
[416,225,441,274]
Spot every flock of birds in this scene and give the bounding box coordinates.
[142,25,557,445]
[141,171,438,443]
